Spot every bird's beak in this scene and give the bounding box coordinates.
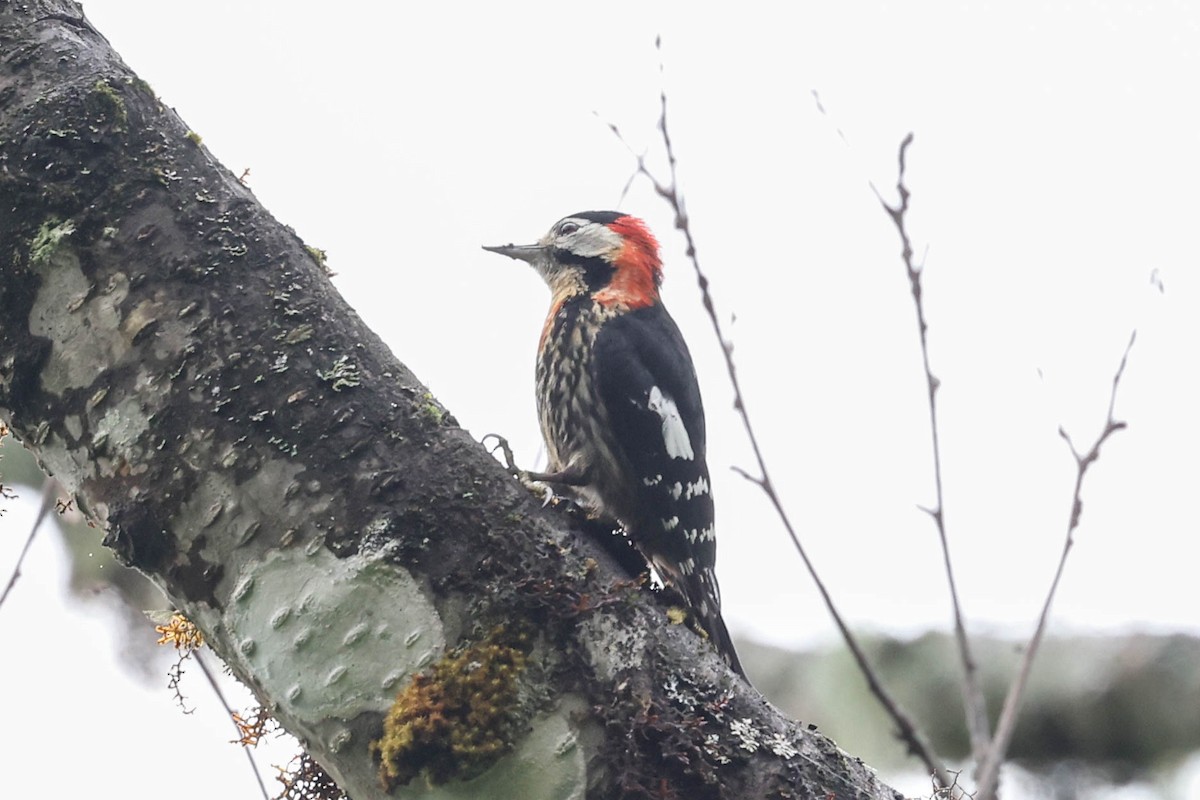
[482,243,545,264]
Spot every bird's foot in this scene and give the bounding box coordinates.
[482,433,566,506]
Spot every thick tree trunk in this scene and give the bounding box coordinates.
[0,3,900,798]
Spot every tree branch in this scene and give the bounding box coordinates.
[0,479,56,611]
[0,5,899,798]
[194,650,272,800]
[874,134,992,766]
[973,331,1135,800]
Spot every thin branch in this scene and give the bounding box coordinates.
[873,134,991,763]
[607,43,955,790]
[973,331,1135,800]
[194,649,272,800]
[0,479,56,612]
[727,469,955,786]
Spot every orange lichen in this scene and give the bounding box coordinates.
[155,613,204,651]
[231,706,276,747]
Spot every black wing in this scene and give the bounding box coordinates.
[591,304,713,573]
[592,305,745,677]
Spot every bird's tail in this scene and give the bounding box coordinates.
[683,567,747,680]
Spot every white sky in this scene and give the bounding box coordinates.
[3,2,1200,797]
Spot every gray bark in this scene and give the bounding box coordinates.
[0,3,901,798]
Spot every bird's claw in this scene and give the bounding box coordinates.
[515,471,557,506]
[482,433,520,477]
[482,433,560,505]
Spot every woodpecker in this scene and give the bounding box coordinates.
[484,211,745,678]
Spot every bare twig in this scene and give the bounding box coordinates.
[974,332,1135,800]
[0,479,57,612]
[873,134,991,764]
[606,43,954,790]
[195,649,272,800]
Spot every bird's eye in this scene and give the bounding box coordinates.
[558,222,580,237]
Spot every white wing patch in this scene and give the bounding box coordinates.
[646,385,694,460]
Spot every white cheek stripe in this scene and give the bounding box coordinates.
[647,386,695,460]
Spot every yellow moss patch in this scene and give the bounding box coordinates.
[371,625,530,790]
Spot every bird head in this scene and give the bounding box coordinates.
[484,211,663,309]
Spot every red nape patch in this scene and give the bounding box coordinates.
[594,215,663,309]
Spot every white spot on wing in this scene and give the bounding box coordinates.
[685,477,709,499]
[670,482,683,500]
[646,386,694,460]
[662,516,679,531]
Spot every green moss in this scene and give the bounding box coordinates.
[30,218,76,265]
[316,355,360,392]
[371,625,531,789]
[305,245,333,276]
[185,130,203,146]
[86,79,127,129]
[127,76,156,100]
[277,323,315,345]
[419,392,446,425]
